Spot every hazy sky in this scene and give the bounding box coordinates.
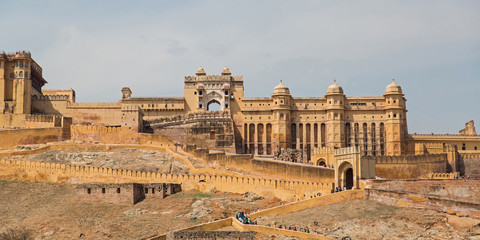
[1,0,479,134]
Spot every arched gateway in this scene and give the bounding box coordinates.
[333,147,376,190]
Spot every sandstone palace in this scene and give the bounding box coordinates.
[1,50,480,188]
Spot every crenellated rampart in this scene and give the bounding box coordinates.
[148,110,231,128]
[368,153,448,179]
[0,159,332,201]
[184,144,336,184]
[67,102,121,109]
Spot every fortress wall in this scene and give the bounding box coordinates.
[374,154,447,179]
[32,99,122,125]
[461,158,480,179]
[365,180,480,218]
[232,220,333,240]
[247,190,364,220]
[0,159,332,201]
[68,104,122,125]
[184,145,335,183]
[0,128,64,150]
[364,179,480,203]
[70,125,173,147]
[32,98,69,116]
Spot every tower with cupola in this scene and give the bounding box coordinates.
[325,80,346,148]
[384,80,408,155]
[271,81,292,150]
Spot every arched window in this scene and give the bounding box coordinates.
[354,123,359,148]
[345,123,351,147]
[25,72,29,78]
[363,123,368,155]
[321,123,326,147]
[371,123,376,156]
[380,123,385,155]
[291,123,297,149]
[19,71,23,78]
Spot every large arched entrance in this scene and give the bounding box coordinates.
[207,100,221,111]
[337,161,355,190]
[344,168,353,189]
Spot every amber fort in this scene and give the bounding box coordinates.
[1,50,480,239]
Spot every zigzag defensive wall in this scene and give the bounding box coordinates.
[0,143,334,201]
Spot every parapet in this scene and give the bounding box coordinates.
[334,146,360,156]
[184,75,244,82]
[312,146,334,155]
[375,153,447,164]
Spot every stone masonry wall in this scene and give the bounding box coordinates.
[173,231,255,240]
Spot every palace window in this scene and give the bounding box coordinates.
[199,104,203,108]
[225,103,228,108]
[225,90,228,95]
[117,188,121,193]
[87,188,91,194]
[393,114,397,118]
[199,91,202,95]
[462,143,466,151]
[102,188,105,194]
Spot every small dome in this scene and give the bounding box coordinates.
[326,80,344,95]
[196,67,206,76]
[196,83,205,90]
[385,79,402,94]
[273,80,290,95]
[223,83,230,90]
[222,66,231,76]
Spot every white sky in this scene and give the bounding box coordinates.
[1,0,479,133]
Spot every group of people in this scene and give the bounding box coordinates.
[277,225,310,233]
[235,211,257,225]
[335,186,349,192]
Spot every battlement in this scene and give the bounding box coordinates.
[184,75,243,82]
[121,104,142,112]
[32,95,70,101]
[0,158,333,201]
[334,146,360,156]
[25,114,61,123]
[71,124,122,134]
[68,102,121,109]
[149,110,232,128]
[370,153,447,164]
[0,50,31,60]
[312,146,335,155]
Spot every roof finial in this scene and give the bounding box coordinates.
[280,79,283,83]
[392,78,395,82]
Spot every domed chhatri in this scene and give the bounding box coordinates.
[326,80,344,95]
[196,67,206,76]
[273,80,290,95]
[221,66,231,76]
[385,79,403,94]
[196,83,205,90]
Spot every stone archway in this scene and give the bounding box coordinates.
[336,161,356,190]
[344,168,354,189]
[207,100,221,111]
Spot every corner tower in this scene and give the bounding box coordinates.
[271,80,292,151]
[384,79,408,155]
[325,80,346,148]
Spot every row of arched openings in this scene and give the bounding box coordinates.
[345,122,385,156]
[243,123,273,155]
